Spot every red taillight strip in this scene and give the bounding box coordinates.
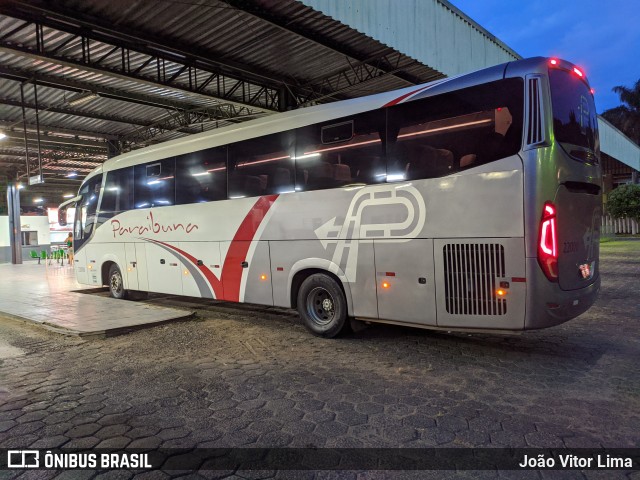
[537,202,559,282]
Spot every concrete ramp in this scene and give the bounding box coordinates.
[0,262,193,337]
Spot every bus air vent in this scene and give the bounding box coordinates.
[443,243,506,316]
[526,78,543,145]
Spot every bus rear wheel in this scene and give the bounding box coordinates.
[108,264,128,300]
[297,273,348,338]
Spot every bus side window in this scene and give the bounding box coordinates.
[73,174,102,250]
[134,158,176,208]
[387,78,523,180]
[99,167,134,222]
[295,110,386,191]
[176,147,227,204]
[227,131,295,198]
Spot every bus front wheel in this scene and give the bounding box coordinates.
[297,273,348,338]
[108,264,128,300]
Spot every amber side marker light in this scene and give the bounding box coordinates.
[496,289,507,297]
[260,274,267,281]
[381,281,391,289]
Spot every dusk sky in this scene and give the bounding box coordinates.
[448,0,640,114]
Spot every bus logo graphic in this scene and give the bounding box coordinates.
[7,450,39,468]
[315,184,426,280]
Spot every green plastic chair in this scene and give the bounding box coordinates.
[29,250,41,264]
[41,250,48,265]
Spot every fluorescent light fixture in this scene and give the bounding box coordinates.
[386,174,405,182]
[305,138,380,155]
[17,184,24,190]
[192,172,210,177]
[34,198,44,203]
[293,153,320,160]
[397,118,492,139]
[237,155,290,168]
[66,172,78,178]
[147,175,174,184]
[67,92,100,106]
[63,193,74,198]
[0,131,7,140]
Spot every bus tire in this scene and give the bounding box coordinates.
[108,264,128,300]
[297,273,348,338]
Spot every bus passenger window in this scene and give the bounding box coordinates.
[176,147,227,204]
[227,131,295,198]
[100,167,134,218]
[387,78,523,179]
[134,158,176,208]
[295,110,386,191]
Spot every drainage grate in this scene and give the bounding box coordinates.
[443,243,506,315]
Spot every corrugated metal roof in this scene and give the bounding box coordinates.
[0,0,445,185]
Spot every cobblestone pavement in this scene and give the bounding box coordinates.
[0,241,639,480]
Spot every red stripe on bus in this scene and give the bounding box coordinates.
[144,238,224,299]
[221,195,278,301]
[382,85,431,107]
[511,277,526,282]
[142,194,279,301]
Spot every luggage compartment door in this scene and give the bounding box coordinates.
[374,239,436,326]
[145,242,183,295]
[221,240,273,305]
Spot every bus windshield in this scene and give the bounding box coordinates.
[549,69,599,164]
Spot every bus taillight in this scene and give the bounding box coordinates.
[538,203,558,282]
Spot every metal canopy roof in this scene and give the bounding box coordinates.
[0,0,445,204]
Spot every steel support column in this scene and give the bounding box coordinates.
[7,184,22,264]
[19,82,31,179]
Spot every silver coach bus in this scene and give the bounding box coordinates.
[60,56,601,338]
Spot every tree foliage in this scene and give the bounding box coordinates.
[601,79,640,145]
[607,184,640,221]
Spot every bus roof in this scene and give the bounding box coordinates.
[81,56,559,183]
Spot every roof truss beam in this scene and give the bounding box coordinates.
[0,97,156,127]
[0,65,230,114]
[0,2,283,111]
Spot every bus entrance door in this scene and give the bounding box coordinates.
[374,239,436,326]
